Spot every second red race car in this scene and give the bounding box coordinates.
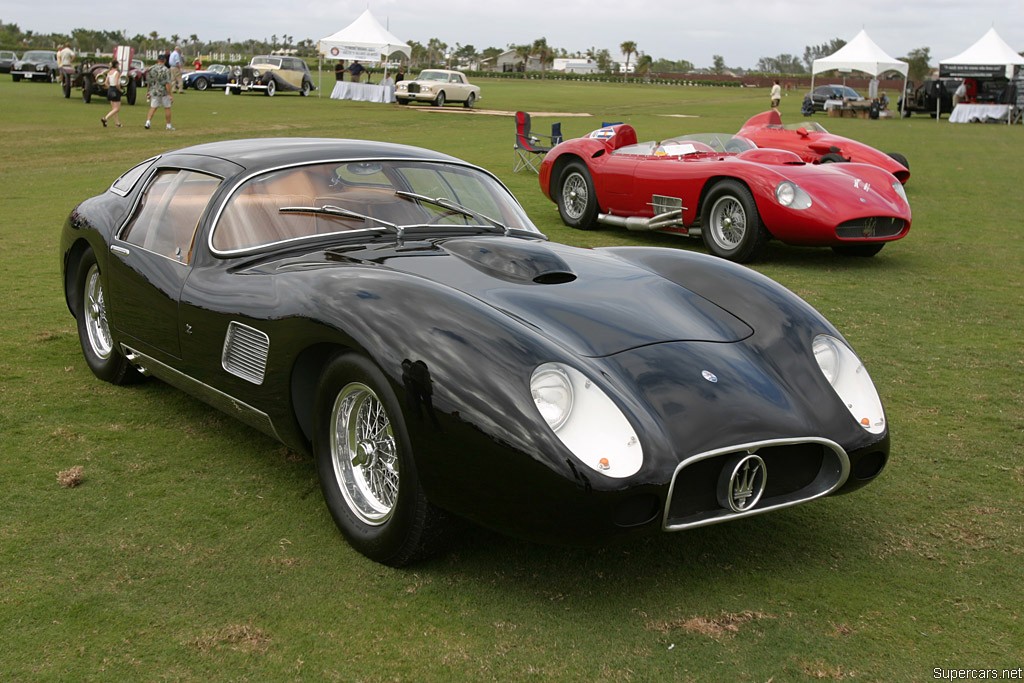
[539,124,912,263]
[738,110,910,184]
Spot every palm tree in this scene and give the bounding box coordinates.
[620,40,637,81]
[513,44,532,76]
[531,37,553,77]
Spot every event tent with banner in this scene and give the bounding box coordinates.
[811,30,909,113]
[939,28,1023,123]
[317,9,411,102]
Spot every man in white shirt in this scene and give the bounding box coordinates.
[770,80,781,109]
[169,46,184,93]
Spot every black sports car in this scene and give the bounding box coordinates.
[61,139,890,566]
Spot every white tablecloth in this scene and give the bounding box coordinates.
[949,103,1010,123]
[330,81,395,103]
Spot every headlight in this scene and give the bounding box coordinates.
[421,85,433,94]
[812,335,885,434]
[892,180,909,205]
[252,69,260,78]
[776,181,812,209]
[530,363,643,478]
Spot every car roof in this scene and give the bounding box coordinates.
[164,137,465,172]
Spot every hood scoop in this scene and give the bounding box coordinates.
[441,237,577,285]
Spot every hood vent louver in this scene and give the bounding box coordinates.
[442,237,577,285]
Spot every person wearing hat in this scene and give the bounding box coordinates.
[145,53,175,131]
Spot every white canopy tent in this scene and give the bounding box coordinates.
[318,9,410,64]
[939,28,1024,124]
[939,27,1024,79]
[316,9,411,99]
[811,30,909,113]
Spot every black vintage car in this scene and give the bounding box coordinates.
[0,50,19,73]
[65,61,139,104]
[11,50,57,82]
[61,139,891,566]
[898,78,962,117]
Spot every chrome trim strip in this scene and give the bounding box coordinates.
[206,157,534,258]
[121,345,282,442]
[662,436,850,531]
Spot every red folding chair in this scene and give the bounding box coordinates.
[513,111,560,173]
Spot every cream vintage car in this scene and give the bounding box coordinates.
[395,69,480,108]
[226,55,315,96]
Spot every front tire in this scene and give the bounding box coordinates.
[73,248,140,385]
[433,91,445,107]
[556,161,598,230]
[820,152,846,164]
[81,76,92,103]
[701,179,769,262]
[887,152,909,170]
[314,353,443,566]
[265,78,276,97]
[194,76,208,91]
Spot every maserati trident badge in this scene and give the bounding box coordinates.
[701,370,718,383]
[718,454,767,512]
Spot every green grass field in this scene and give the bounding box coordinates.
[1,76,1022,682]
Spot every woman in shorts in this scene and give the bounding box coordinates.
[101,59,123,128]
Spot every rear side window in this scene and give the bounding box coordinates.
[110,157,157,196]
[120,169,221,263]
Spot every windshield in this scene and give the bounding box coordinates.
[23,51,54,61]
[250,56,282,67]
[614,133,755,156]
[211,160,539,254]
[416,71,450,82]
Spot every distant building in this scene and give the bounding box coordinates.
[552,58,599,74]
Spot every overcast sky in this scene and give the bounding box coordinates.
[8,0,1024,69]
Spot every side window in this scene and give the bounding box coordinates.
[111,157,156,196]
[120,169,221,264]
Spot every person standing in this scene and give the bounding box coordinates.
[145,54,175,131]
[335,60,346,81]
[169,46,184,93]
[101,59,123,128]
[953,80,967,107]
[348,60,365,83]
[57,43,75,87]
[770,79,781,109]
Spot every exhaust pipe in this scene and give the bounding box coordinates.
[597,209,683,232]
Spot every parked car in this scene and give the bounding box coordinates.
[897,78,962,118]
[395,69,480,107]
[737,110,910,184]
[807,84,864,112]
[182,64,231,91]
[540,123,911,262]
[226,55,314,96]
[64,61,139,104]
[11,50,57,82]
[61,138,891,565]
[0,50,18,73]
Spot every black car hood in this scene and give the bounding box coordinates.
[342,236,753,357]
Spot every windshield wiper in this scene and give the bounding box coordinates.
[394,191,510,236]
[279,205,403,238]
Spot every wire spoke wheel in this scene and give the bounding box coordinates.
[708,195,747,250]
[331,382,400,525]
[83,263,113,360]
[561,172,589,221]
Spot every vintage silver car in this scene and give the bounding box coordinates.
[395,69,480,108]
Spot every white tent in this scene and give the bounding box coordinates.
[317,9,411,63]
[811,29,908,82]
[939,27,1024,79]
[811,30,908,114]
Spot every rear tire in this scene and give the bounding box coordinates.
[887,152,909,170]
[300,80,312,96]
[820,153,846,164]
[314,353,443,566]
[463,92,475,108]
[700,179,769,263]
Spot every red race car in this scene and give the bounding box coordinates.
[539,124,912,262]
[738,110,910,184]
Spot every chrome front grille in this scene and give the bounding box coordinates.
[836,217,905,239]
[663,437,849,531]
